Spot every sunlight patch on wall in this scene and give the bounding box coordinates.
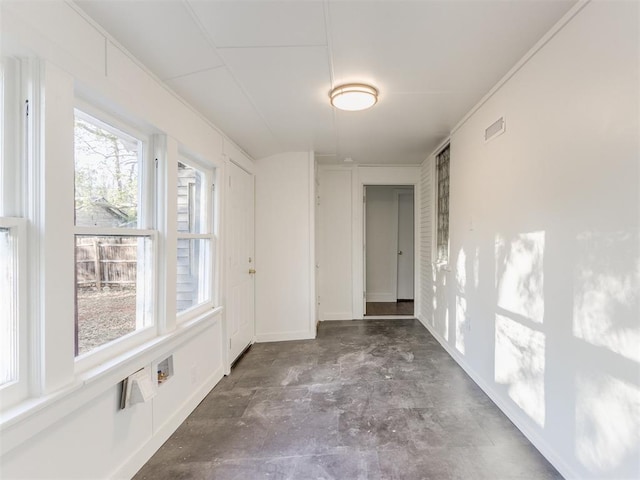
[573,232,640,362]
[495,231,545,324]
[455,248,468,354]
[576,372,640,474]
[456,295,467,355]
[495,315,546,426]
[456,248,467,291]
[474,246,480,289]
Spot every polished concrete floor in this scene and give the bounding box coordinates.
[134,319,562,480]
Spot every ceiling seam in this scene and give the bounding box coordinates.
[65,0,255,162]
[322,0,339,161]
[182,0,284,154]
[164,64,226,82]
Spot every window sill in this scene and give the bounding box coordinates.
[0,306,223,456]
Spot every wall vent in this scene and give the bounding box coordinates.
[485,116,506,142]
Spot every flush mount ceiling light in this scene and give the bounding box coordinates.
[329,84,378,111]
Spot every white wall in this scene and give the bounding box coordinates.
[317,165,421,319]
[0,1,249,478]
[317,167,353,320]
[254,152,316,341]
[419,2,640,479]
[365,186,397,302]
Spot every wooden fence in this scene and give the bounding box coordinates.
[76,238,137,289]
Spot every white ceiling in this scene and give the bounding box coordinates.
[75,0,576,165]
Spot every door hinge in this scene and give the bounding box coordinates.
[363,291,366,299]
[229,338,232,350]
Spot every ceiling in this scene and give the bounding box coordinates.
[74,0,575,165]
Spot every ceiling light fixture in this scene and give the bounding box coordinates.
[330,84,378,111]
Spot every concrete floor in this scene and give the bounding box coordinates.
[134,319,562,480]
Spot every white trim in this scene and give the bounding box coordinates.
[255,330,315,343]
[364,315,414,320]
[308,151,317,337]
[110,366,222,480]
[0,217,28,408]
[73,227,157,237]
[66,1,255,168]
[447,1,590,140]
[0,308,222,455]
[417,313,579,480]
[321,313,354,321]
[355,165,421,319]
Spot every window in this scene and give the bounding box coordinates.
[1,57,28,407]
[74,109,155,357]
[176,159,214,316]
[0,218,27,401]
[436,144,450,264]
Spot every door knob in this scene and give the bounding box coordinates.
[398,251,403,255]
[249,269,256,274]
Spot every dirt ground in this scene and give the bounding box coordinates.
[76,287,137,355]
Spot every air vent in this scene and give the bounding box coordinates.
[485,116,506,143]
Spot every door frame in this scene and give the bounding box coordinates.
[222,152,256,374]
[353,166,421,319]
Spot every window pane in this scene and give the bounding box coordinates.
[0,227,17,386]
[436,145,450,263]
[74,114,142,228]
[177,238,211,313]
[75,235,153,356]
[177,162,207,234]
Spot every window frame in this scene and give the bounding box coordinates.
[0,57,29,408]
[0,217,28,407]
[434,143,450,266]
[72,104,158,371]
[176,155,216,321]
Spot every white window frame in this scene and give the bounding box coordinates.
[433,144,451,267]
[0,217,28,407]
[0,57,29,408]
[176,155,216,321]
[73,104,158,371]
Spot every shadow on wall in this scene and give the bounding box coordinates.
[430,227,639,478]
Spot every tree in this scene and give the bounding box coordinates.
[74,117,140,226]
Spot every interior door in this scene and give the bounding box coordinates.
[227,161,255,363]
[396,191,414,300]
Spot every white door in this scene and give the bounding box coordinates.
[396,192,414,300]
[227,161,255,363]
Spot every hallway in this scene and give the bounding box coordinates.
[135,320,561,479]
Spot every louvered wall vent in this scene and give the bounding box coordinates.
[485,116,506,142]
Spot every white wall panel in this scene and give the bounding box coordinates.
[317,167,353,320]
[419,2,640,479]
[255,152,315,341]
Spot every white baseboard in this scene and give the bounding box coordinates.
[320,312,354,321]
[111,366,224,479]
[366,293,396,302]
[255,330,315,343]
[416,314,580,480]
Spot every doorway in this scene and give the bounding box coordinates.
[364,185,415,317]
